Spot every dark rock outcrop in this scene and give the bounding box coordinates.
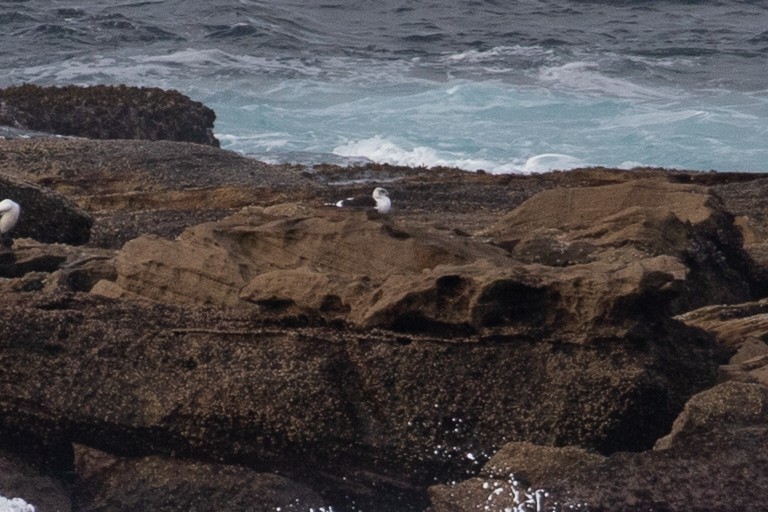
[0,239,114,282]
[0,84,219,147]
[429,381,768,512]
[73,445,327,512]
[427,443,601,511]
[0,447,71,512]
[0,290,717,511]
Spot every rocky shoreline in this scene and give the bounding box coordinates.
[1,86,768,511]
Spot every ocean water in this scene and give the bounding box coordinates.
[0,1,767,173]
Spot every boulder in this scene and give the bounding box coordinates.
[0,84,219,147]
[73,445,327,512]
[429,382,768,512]
[109,205,513,318]
[480,179,758,311]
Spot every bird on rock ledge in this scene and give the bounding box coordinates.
[330,187,392,214]
[0,199,21,249]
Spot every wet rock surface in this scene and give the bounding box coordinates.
[0,290,717,511]
[430,382,768,512]
[0,109,766,511]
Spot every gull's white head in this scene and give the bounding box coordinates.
[0,199,20,235]
[372,187,391,214]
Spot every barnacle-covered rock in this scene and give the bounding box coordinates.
[0,84,219,147]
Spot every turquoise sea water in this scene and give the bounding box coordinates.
[1,0,767,173]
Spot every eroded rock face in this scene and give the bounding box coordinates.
[676,299,768,385]
[0,290,716,510]
[481,179,757,312]
[429,382,768,512]
[0,239,114,284]
[676,298,768,348]
[0,84,219,147]
[713,177,768,282]
[100,180,756,343]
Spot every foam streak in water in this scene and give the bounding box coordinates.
[333,136,587,174]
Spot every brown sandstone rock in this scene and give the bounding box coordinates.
[0,138,317,248]
[676,298,768,347]
[726,336,768,364]
[481,179,757,311]
[109,206,529,328]
[675,299,768,384]
[100,179,755,343]
[73,445,327,512]
[103,203,675,339]
[0,84,219,147]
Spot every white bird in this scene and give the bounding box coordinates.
[332,187,392,214]
[0,199,20,234]
[0,199,20,247]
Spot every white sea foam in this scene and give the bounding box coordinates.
[538,61,674,100]
[333,136,586,174]
[521,154,587,173]
[216,132,290,151]
[451,45,547,60]
[473,473,586,511]
[333,135,499,171]
[0,496,35,512]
